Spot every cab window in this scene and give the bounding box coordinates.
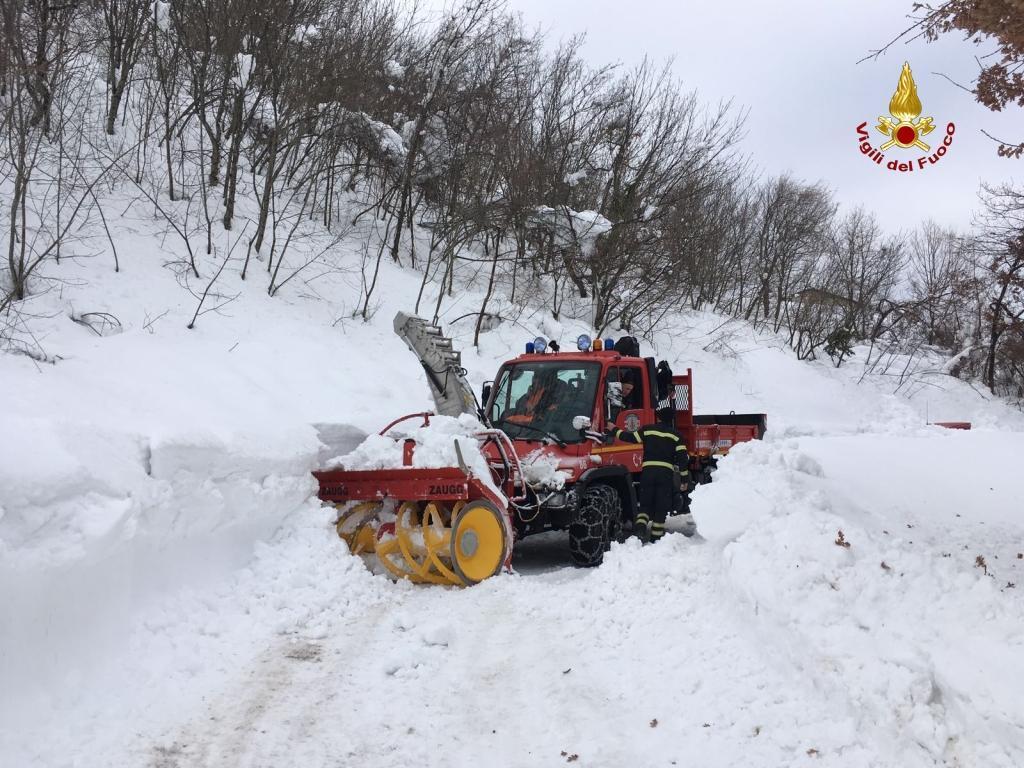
[608,365,645,410]
[489,361,601,443]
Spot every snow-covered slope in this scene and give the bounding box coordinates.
[2,203,1023,766]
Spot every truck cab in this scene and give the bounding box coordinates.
[486,352,654,443]
[483,342,766,545]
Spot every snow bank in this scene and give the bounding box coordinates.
[331,414,499,493]
[333,413,480,468]
[2,501,393,766]
[363,112,406,157]
[293,23,319,43]
[563,169,587,186]
[333,417,574,492]
[0,416,318,570]
[0,414,321,731]
[695,436,1024,766]
[530,205,613,255]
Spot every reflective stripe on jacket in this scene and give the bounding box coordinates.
[615,425,690,474]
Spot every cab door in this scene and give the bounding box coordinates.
[605,362,647,432]
[593,363,647,473]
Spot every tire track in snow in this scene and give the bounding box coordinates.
[144,534,854,768]
[145,602,397,768]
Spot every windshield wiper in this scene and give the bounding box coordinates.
[494,419,566,447]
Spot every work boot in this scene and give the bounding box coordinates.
[634,519,651,544]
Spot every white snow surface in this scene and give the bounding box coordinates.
[520,448,571,490]
[152,0,170,32]
[292,23,319,43]
[384,59,406,79]
[364,112,406,157]
[531,205,613,256]
[2,198,1024,766]
[232,53,255,90]
[564,169,588,187]
[330,414,498,496]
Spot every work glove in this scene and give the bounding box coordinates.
[602,429,617,444]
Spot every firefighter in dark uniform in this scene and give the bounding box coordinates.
[611,405,690,543]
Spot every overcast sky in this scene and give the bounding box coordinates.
[494,0,1021,234]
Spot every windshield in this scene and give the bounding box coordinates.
[488,360,601,443]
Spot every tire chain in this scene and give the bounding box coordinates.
[568,483,622,567]
[597,484,625,544]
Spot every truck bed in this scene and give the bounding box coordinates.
[671,369,767,457]
[693,413,767,439]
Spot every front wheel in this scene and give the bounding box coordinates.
[569,484,621,567]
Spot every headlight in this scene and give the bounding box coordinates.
[544,492,567,508]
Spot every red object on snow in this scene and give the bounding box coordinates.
[933,421,972,430]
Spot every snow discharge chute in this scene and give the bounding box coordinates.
[393,311,477,418]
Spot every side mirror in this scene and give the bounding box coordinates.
[572,415,592,431]
[481,382,492,407]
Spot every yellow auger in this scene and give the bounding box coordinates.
[333,497,511,586]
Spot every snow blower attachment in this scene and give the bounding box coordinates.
[314,414,520,586]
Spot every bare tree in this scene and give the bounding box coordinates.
[746,176,835,331]
[907,220,976,348]
[95,0,152,134]
[975,184,1024,394]
[825,207,904,339]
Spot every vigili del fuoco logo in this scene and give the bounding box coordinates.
[856,62,955,173]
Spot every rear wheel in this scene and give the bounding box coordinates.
[569,484,621,567]
[697,457,718,485]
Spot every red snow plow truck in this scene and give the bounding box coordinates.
[313,314,766,586]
